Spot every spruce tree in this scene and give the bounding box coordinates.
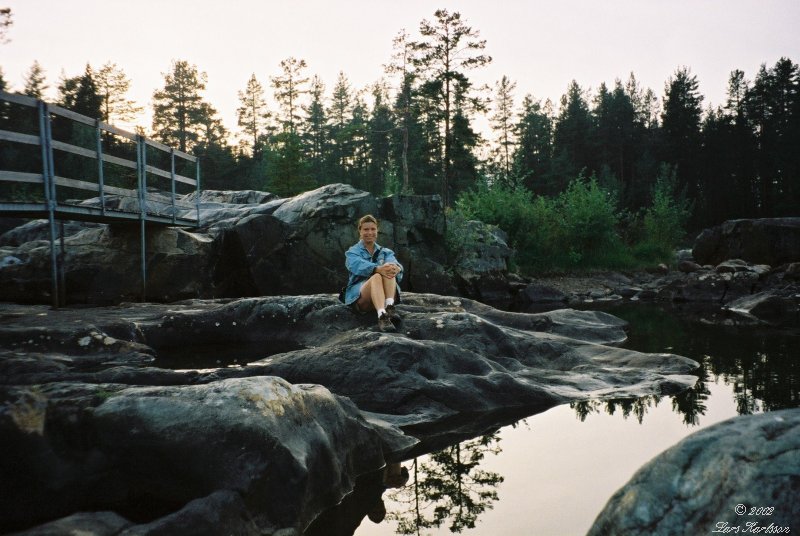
[412,9,491,206]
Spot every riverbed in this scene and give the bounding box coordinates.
[354,304,799,536]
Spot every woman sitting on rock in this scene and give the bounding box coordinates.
[344,214,403,332]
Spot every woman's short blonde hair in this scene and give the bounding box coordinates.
[358,214,378,230]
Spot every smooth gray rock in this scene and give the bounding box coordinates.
[589,409,800,536]
[8,511,133,536]
[0,377,384,534]
[0,294,700,535]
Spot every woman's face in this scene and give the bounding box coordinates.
[359,222,378,245]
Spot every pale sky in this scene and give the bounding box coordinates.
[2,0,799,140]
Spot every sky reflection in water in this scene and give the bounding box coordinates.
[354,305,799,536]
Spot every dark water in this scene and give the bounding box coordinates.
[154,340,304,369]
[351,304,799,536]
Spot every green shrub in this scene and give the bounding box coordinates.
[452,171,689,273]
[639,164,692,262]
[556,176,627,267]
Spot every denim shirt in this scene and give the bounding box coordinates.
[344,240,403,305]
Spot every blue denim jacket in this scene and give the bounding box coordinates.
[344,241,403,305]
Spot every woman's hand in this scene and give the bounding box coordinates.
[376,263,401,278]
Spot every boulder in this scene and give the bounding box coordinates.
[725,290,800,326]
[589,409,800,536]
[0,225,217,304]
[519,283,568,304]
[0,184,504,305]
[0,377,385,535]
[451,220,513,304]
[693,217,800,266]
[0,219,102,247]
[677,260,702,273]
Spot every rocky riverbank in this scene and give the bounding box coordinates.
[1,293,699,535]
[2,186,797,534]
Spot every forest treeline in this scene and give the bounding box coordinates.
[1,9,799,268]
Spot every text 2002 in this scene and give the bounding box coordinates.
[747,506,774,516]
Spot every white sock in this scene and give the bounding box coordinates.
[385,298,394,307]
[377,308,387,318]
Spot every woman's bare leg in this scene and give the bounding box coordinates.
[381,275,396,302]
[356,273,387,312]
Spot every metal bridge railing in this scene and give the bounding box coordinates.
[0,89,203,307]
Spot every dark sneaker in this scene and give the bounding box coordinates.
[378,312,396,332]
[385,304,401,322]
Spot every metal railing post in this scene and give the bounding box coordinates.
[95,119,106,216]
[38,100,59,309]
[195,157,201,226]
[137,135,146,302]
[170,149,176,224]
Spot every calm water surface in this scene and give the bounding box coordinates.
[352,304,799,536]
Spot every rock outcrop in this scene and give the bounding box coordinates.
[589,408,800,536]
[693,217,800,266]
[0,184,509,305]
[0,293,699,534]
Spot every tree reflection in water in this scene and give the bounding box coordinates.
[345,305,799,535]
[385,432,503,534]
[570,304,799,425]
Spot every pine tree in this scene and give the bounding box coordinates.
[746,58,800,216]
[449,89,481,197]
[271,57,309,135]
[58,64,102,117]
[236,73,270,156]
[194,102,237,190]
[366,82,395,194]
[490,75,517,186]
[23,61,48,99]
[151,60,209,153]
[328,71,354,184]
[390,75,437,195]
[0,7,11,44]
[303,75,328,184]
[512,94,553,195]
[661,66,704,219]
[722,69,757,218]
[385,29,416,192]
[552,80,593,190]
[95,62,141,125]
[592,80,638,204]
[412,9,492,206]
[349,91,370,190]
